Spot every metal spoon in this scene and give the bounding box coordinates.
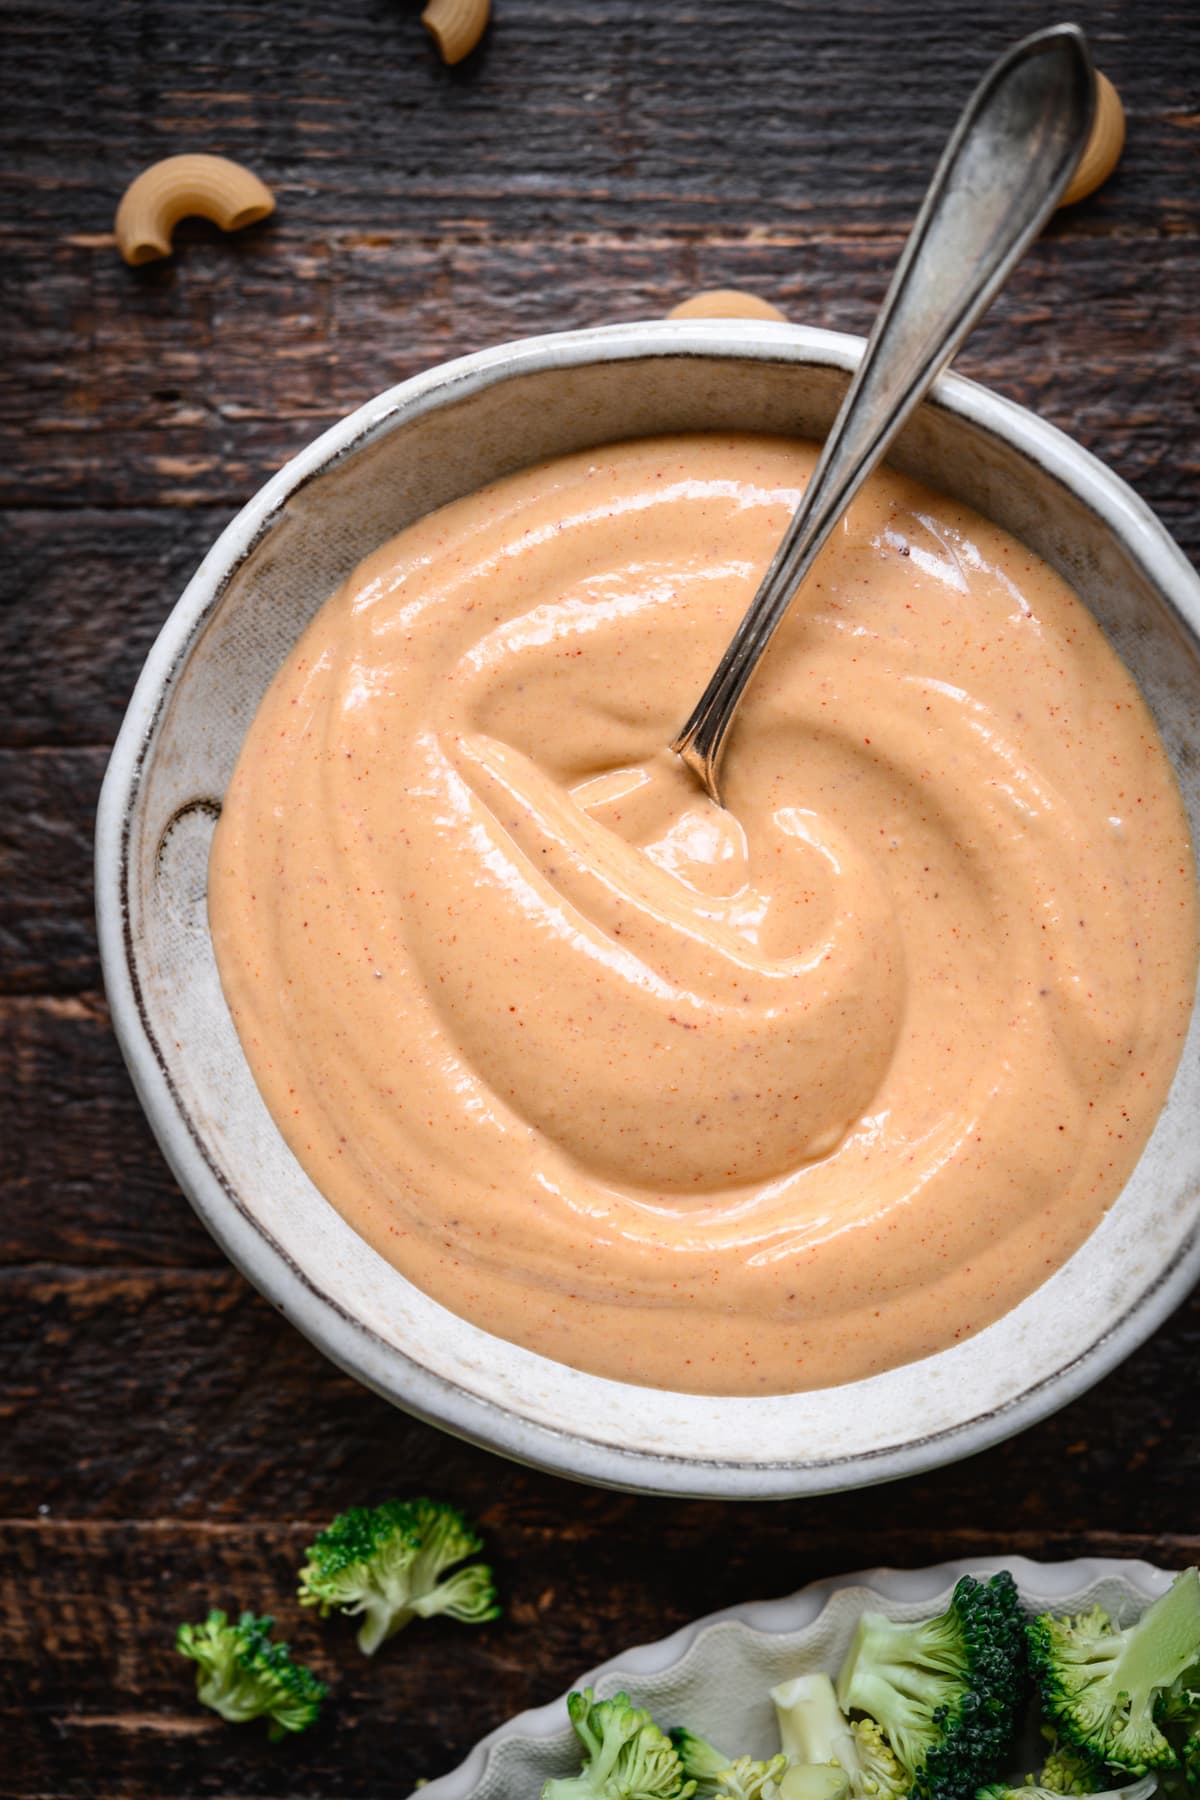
[672,23,1096,804]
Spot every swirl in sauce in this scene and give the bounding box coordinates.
[208,436,1197,1393]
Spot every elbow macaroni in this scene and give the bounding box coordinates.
[1059,71,1125,207]
[115,155,275,266]
[667,289,788,323]
[422,0,490,65]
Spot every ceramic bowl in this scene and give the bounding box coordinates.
[419,1556,1175,1800]
[95,321,1200,1498]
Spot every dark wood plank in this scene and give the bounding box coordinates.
[2,1258,1197,1526]
[3,232,1197,539]
[3,1515,1200,1799]
[0,751,108,992]
[0,512,232,750]
[0,991,223,1268]
[3,0,1198,240]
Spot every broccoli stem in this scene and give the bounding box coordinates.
[838,1612,964,1710]
[356,1596,395,1659]
[780,1767,852,1800]
[772,1671,862,1769]
[1110,1572,1200,1716]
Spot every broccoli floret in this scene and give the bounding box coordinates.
[671,1729,788,1800]
[1165,1663,1200,1778]
[1158,1663,1200,1787]
[298,1497,500,1655]
[672,1731,739,1795]
[971,1727,1113,1800]
[772,1672,905,1800]
[975,1780,1157,1800]
[853,1719,916,1800]
[717,1756,791,1800]
[543,1689,696,1800]
[1034,1732,1110,1797]
[1028,1570,1200,1775]
[176,1609,326,1740]
[835,1571,1029,1800]
[1158,1665,1200,1729]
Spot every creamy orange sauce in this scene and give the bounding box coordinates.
[208,435,1198,1394]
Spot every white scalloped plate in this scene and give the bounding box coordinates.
[419,1556,1177,1800]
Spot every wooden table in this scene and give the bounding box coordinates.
[3,2,1198,1793]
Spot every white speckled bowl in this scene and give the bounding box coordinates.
[95,322,1200,1497]
[419,1556,1176,1800]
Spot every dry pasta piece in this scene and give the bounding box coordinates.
[667,289,787,322]
[423,0,490,65]
[114,155,275,266]
[1059,71,1125,207]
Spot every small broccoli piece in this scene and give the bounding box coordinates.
[1158,1663,1200,1787]
[975,1781,1157,1800]
[1158,1666,1200,1730]
[853,1719,913,1800]
[298,1497,500,1655]
[1159,1672,1200,1721]
[543,1689,696,1800]
[1163,1727,1199,1787]
[672,1731,738,1794]
[771,1671,904,1800]
[1028,1570,1200,1775]
[176,1609,326,1740]
[717,1756,790,1800]
[779,1765,854,1800]
[670,1730,787,1800]
[1034,1731,1111,1796]
[835,1571,1029,1800]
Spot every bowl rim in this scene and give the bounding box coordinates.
[95,319,1200,1498]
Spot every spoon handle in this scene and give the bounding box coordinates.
[672,23,1096,803]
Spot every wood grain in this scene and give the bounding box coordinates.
[1,752,109,991]
[3,0,1198,1794]
[3,233,1197,533]
[1,1245,1197,1527]
[0,991,221,1268]
[4,1518,1200,1799]
[0,513,229,750]
[4,1,1199,239]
